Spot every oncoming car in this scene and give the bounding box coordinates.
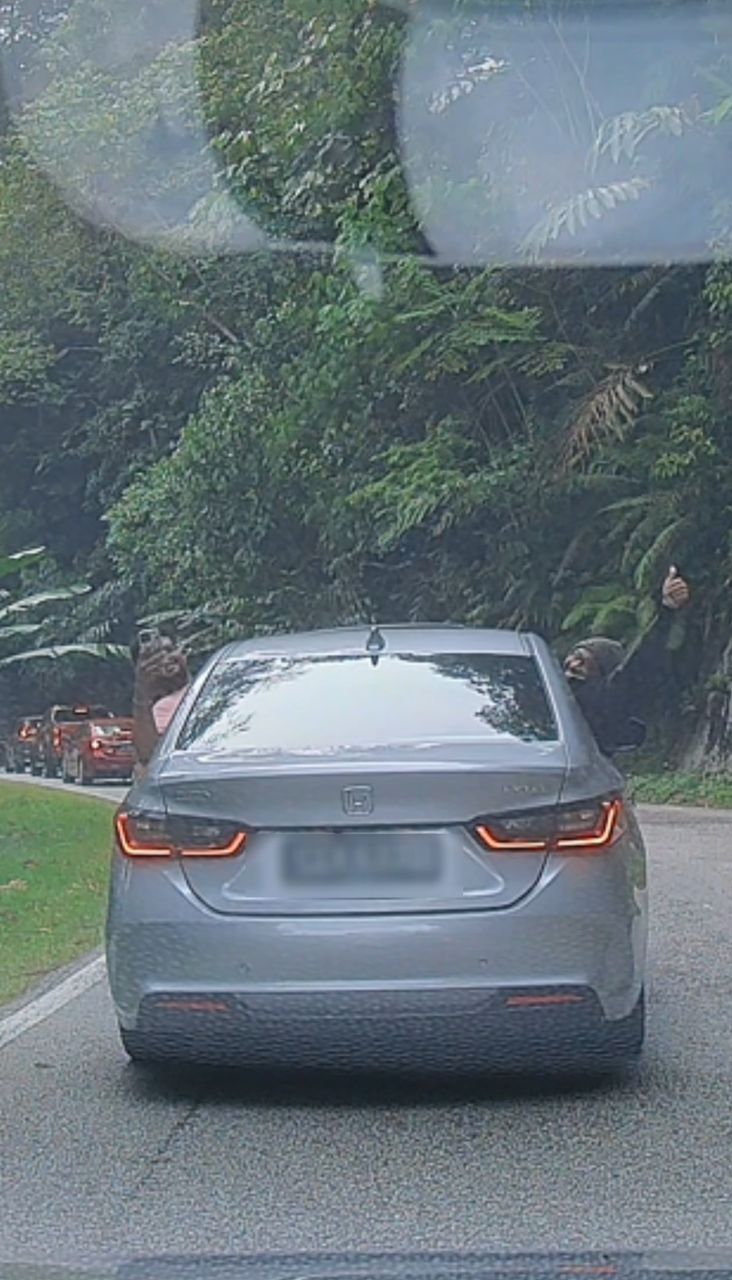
[106,626,648,1074]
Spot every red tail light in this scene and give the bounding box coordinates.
[475,797,625,855]
[116,811,247,859]
[90,738,104,752]
[53,728,62,747]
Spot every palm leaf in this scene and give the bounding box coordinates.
[0,547,45,581]
[561,582,635,634]
[621,511,669,575]
[600,495,652,516]
[636,596,658,633]
[0,584,91,622]
[0,623,43,641]
[0,642,130,668]
[592,598,637,637]
[561,601,604,633]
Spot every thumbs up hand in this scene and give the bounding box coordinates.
[662,565,691,611]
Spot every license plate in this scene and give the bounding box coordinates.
[283,836,441,886]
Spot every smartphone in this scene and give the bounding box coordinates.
[138,627,163,652]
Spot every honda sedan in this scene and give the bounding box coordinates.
[106,625,647,1073]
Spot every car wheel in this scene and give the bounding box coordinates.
[77,757,92,786]
[29,759,41,776]
[44,757,57,779]
[61,756,72,784]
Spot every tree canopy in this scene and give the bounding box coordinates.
[2,0,732,755]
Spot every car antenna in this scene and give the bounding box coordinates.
[366,622,386,666]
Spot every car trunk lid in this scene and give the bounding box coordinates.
[162,742,566,916]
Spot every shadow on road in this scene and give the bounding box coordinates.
[122,1059,635,1109]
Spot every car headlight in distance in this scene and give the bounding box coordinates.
[115,811,247,859]
[475,797,625,855]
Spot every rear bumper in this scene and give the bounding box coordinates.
[107,844,647,1064]
[90,756,135,777]
[130,983,635,1070]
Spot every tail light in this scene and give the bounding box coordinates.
[90,737,104,752]
[116,811,247,859]
[53,728,62,748]
[475,797,625,855]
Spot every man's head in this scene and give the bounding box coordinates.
[564,636,625,685]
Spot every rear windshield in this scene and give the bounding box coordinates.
[176,653,557,755]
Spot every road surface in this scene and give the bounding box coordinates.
[1,781,732,1264]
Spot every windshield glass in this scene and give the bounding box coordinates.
[177,652,558,753]
[1,0,731,1270]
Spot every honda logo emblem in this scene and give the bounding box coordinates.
[342,786,374,816]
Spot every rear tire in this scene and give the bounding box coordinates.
[44,756,57,779]
[77,757,92,786]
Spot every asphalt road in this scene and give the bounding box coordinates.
[2,782,732,1264]
[0,771,130,806]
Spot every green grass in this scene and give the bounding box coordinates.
[0,784,115,1006]
[630,772,732,809]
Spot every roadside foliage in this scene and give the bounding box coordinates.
[1,0,732,756]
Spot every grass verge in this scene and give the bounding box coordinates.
[630,772,732,809]
[0,783,114,1006]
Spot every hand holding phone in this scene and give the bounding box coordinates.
[135,630,188,701]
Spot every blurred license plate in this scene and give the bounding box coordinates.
[283,837,441,885]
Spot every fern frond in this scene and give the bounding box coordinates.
[634,517,689,594]
[590,105,690,170]
[523,179,651,261]
[562,367,653,470]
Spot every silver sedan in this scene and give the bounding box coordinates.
[106,625,647,1073]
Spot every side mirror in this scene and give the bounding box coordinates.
[613,717,647,755]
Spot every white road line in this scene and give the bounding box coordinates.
[0,954,107,1051]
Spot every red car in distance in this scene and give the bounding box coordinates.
[4,716,43,773]
[34,704,116,778]
[62,716,135,786]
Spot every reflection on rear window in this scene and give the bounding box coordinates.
[177,653,557,755]
[94,723,130,737]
